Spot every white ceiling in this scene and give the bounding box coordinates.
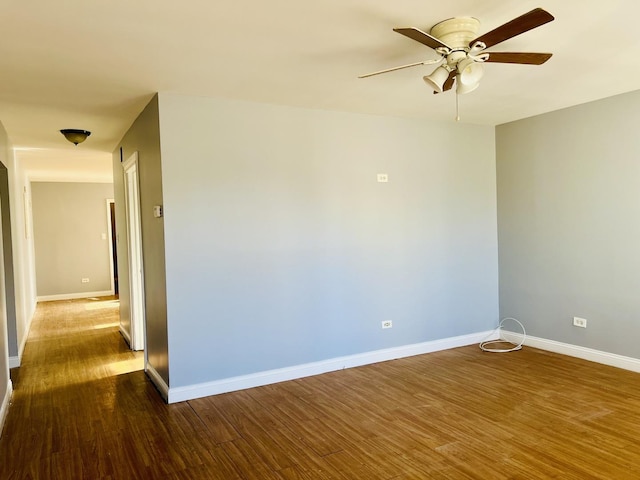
[1,0,639,181]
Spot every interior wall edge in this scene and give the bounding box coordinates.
[119,325,132,348]
[146,363,169,403]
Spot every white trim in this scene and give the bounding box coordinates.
[36,290,113,302]
[122,152,146,353]
[167,330,498,404]
[9,324,30,368]
[146,364,169,402]
[119,324,132,347]
[11,305,34,370]
[17,313,30,361]
[0,380,13,438]
[501,331,640,373]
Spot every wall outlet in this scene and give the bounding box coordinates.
[382,320,392,329]
[573,317,587,328]
[81,278,90,283]
[377,174,389,183]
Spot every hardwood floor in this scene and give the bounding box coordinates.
[2,298,640,479]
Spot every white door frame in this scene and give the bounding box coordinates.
[122,152,145,352]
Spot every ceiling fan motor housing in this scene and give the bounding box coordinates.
[429,17,480,49]
[429,17,482,71]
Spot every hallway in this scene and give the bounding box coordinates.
[1,297,264,479]
[0,297,190,478]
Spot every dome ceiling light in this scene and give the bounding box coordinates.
[60,129,91,146]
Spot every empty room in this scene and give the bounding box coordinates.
[1,1,640,478]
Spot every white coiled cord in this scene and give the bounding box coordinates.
[480,317,526,353]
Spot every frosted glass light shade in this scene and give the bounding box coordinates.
[457,59,484,86]
[423,66,450,93]
[456,76,480,94]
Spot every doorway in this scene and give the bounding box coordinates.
[106,199,118,296]
[122,152,145,352]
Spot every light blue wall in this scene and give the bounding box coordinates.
[158,94,499,388]
[496,90,640,358]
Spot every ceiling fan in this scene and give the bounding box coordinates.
[359,8,554,95]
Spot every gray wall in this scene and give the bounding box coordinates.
[496,90,640,358]
[32,182,114,297]
[113,95,169,382]
[0,122,10,428]
[158,93,499,388]
[0,168,16,359]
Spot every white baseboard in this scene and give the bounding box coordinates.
[146,364,169,402]
[167,329,499,404]
[37,290,114,302]
[0,380,13,438]
[501,331,640,373]
[9,309,35,369]
[119,324,132,347]
[16,319,30,365]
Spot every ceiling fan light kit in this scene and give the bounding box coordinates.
[456,78,480,95]
[360,7,555,103]
[457,58,484,86]
[423,65,451,93]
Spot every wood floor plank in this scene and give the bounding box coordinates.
[3,297,640,478]
[220,438,286,480]
[187,400,242,444]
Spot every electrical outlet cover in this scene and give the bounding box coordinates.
[573,317,587,328]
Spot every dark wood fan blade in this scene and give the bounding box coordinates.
[469,8,554,49]
[433,71,456,94]
[442,71,456,91]
[485,52,552,65]
[394,27,452,51]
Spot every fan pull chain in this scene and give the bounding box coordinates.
[455,92,460,122]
